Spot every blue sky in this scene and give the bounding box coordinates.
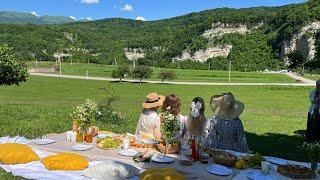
[0,0,306,21]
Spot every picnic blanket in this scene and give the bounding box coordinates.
[0,134,319,180]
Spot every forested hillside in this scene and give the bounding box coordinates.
[0,0,319,71]
[0,11,75,24]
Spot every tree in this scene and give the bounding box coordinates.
[0,45,28,86]
[159,70,177,82]
[287,50,306,69]
[132,66,152,83]
[111,65,129,82]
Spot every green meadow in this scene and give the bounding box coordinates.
[0,76,312,161]
[29,62,295,83]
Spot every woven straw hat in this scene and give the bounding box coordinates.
[142,92,165,109]
[210,93,244,120]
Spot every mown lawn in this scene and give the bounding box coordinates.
[29,62,295,83]
[0,75,312,179]
[305,73,320,81]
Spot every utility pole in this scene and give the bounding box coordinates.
[133,60,136,69]
[59,60,62,75]
[228,60,232,83]
[208,62,211,70]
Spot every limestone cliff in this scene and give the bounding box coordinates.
[281,21,320,62]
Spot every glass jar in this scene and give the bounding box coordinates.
[85,133,93,143]
[76,132,84,143]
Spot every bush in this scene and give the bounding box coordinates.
[131,65,153,83]
[95,86,125,125]
[111,65,130,82]
[0,44,28,86]
[159,70,177,82]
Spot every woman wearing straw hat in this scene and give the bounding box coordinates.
[135,92,165,139]
[204,93,249,153]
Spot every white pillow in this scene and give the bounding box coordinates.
[84,160,139,180]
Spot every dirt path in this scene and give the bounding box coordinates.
[285,72,315,85]
[30,73,314,86]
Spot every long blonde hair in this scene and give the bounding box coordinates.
[186,97,207,136]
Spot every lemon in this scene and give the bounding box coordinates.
[235,159,245,169]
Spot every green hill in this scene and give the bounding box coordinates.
[0,0,319,71]
[0,11,75,24]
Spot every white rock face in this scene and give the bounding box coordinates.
[173,22,262,62]
[202,22,262,39]
[173,45,232,62]
[124,48,145,61]
[282,21,320,62]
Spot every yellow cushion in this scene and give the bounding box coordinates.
[0,143,40,165]
[41,153,88,171]
[140,168,185,180]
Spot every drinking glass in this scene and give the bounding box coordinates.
[261,161,270,174]
[122,138,130,151]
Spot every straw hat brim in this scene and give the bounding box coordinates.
[142,95,165,109]
[210,95,244,120]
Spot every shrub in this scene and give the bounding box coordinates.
[111,65,130,82]
[0,44,28,86]
[131,65,153,83]
[159,70,176,82]
[95,86,124,125]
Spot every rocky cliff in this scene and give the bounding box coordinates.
[281,21,320,63]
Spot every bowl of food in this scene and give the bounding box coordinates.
[156,141,180,154]
[277,165,314,179]
[96,138,121,150]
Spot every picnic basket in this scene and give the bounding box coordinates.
[208,149,238,167]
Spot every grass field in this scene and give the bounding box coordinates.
[28,62,295,83]
[305,73,320,81]
[0,75,313,179]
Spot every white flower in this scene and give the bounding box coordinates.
[166,106,171,110]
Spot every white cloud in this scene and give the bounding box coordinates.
[30,11,39,17]
[122,4,133,12]
[81,17,93,21]
[69,16,76,20]
[80,0,99,4]
[136,16,146,21]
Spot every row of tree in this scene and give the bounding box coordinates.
[112,65,176,83]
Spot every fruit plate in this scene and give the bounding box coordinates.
[118,149,139,157]
[96,138,121,150]
[71,144,93,151]
[34,139,56,145]
[205,164,232,176]
[151,154,174,163]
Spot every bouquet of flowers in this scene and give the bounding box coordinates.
[301,142,320,176]
[71,99,100,133]
[160,107,180,146]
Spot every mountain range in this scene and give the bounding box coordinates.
[0,0,319,71]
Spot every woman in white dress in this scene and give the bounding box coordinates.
[135,92,165,139]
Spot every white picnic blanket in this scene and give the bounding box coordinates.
[0,136,93,179]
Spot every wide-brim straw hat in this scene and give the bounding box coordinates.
[142,92,165,109]
[210,93,244,120]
